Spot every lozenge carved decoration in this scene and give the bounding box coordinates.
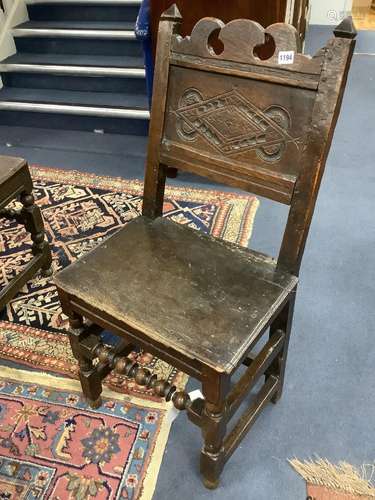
[176,88,301,163]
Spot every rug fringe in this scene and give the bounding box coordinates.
[289,458,375,497]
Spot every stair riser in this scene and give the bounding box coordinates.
[28,5,140,23]
[2,73,147,94]
[15,37,143,57]
[0,111,149,135]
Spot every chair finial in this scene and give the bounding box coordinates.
[334,16,357,39]
[161,3,182,22]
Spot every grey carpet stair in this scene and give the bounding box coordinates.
[1,52,144,69]
[14,20,136,32]
[0,110,149,135]
[1,73,147,93]
[0,0,149,137]
[0,87,149,110]
[14,37,143,56]
[27,1,141,23]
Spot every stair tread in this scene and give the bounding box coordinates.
[15,20,135,31]
[1,52,144,69]
[0,87,149,110]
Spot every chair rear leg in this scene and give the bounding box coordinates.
[267,290,297,403]
[68,312,103,409]
[20,191,52,276]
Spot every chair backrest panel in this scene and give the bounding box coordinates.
[157,17,327,204]
[161,63,318,203]
[143,5,356,275]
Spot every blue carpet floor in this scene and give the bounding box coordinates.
[0,27,374,499]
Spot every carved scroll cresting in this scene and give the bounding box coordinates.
[172,18,322,73]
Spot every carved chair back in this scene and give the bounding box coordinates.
[143,6,356,276]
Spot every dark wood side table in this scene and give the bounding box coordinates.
[0,156,52,310]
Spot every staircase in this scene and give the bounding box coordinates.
[0,0,149,137]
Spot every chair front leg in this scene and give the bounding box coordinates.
[200,371,230,489]
[68,312,103,409]
[267,290,297,403]
[20,191,52,277]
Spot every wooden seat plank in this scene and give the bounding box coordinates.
[55,216,297,372]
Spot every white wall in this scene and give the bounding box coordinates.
[310,0,353,25]
[0,0,28,87]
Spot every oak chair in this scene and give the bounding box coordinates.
[0,156,52,310]
[55,8,356,489]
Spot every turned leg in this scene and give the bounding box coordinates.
[267,291,297,403]
[200,372,230,489]
[68,312,103,409]
[20,191,52,277]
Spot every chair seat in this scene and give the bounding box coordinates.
[55,217,298,373]
[0,156,26,186]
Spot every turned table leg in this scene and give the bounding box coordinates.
[20,191,52,277]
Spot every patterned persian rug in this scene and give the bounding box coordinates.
[290,458,375,500]
[0,166,259,402]
[0,366,172,499]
